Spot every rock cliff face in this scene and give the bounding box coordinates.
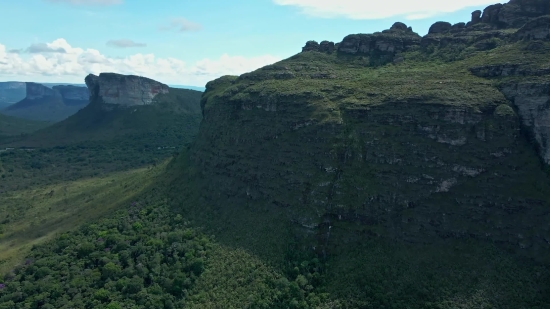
[85,73,169,107]
[1,83,89,122]
[183,0,550,263]
[52,85,89,103]
[0,82,26,108]
[25,82,58,100]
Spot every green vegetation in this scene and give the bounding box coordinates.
[0,165,162,275]
[0,114,49,142]
[2,4,550,308]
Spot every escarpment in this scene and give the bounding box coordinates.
[85,73,169,107]
[185,0,550,261]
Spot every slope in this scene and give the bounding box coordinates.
[0,114,49,140]
[164,0,550,306]
[1,83,89,122]
[0,74,203,191]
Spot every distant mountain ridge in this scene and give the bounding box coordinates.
[1,83,89,122]
[9,72,203,147]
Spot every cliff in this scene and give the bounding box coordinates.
[85,73,170,107]
[0,82,26,109]
[52,85,89,105]
[1,83,89,122]
[7,73,203,148]
[174,0,550,273]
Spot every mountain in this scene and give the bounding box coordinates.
[23,73,203,145]
[0,82,26,110]
[39,82,205,92]
[164,0,550,306]
[1,83,89,122]
[3,0,550,308]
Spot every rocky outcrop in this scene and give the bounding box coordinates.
[52,85,89,102]
[0,82,26,107]
[516,15,550,40]
[428,22,452,34]
[499,82,550,163]
[85,73,169,107]
[25,83,58,100]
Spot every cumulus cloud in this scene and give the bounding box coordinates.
[0,39,281,86]
[159,18,202,32]
[273,0,505,20]
[106,39,147,48]
[45,0,122,5]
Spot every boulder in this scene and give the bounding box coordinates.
[319,41,335,53]
[429,21,452,34]
[471,10,482,24]
[302,40,320,52]
[481,3,504,24]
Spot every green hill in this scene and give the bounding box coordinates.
[1,83,89,122]
[0,114,49,141]
[0,75,203,191]
[2,0,550,308]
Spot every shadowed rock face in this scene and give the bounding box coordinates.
[85,73,169,107]
[0,82,26,107]
[26,83,58,100]
[53,85,89,102]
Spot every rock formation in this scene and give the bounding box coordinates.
[1,83,89,122]
[53,85,89,103]
[188,0,550,264]
[25,82,58,100]
[0,82,26,108]
[85,73,169,107]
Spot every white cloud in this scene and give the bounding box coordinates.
[0,39,281,87]
[273,0,505,20]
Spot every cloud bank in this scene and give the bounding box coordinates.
[0,39,281,87]
[273,0,505,20]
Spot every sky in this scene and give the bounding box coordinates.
[0,0,505,87]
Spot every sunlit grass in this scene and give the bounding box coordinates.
[0,163,163,274]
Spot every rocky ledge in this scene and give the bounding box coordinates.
[85,73,169,107]
[52,85,89,102]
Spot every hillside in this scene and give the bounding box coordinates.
[0,114,49,140]
[1,83,88,122]
[2,0,550,308]
[0,73,202,191]
[0,82,25,110]
[166,0,550,306]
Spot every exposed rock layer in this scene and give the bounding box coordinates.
[85,73,169,107]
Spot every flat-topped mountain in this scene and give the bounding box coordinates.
[85,73,170,107]
[7,73,202,148]
[1,83,89,122]
[166,0,550,306]
[0,82,26,109]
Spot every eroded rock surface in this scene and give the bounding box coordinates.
[85,73,169,106]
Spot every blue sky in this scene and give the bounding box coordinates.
[0,0,504,86]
